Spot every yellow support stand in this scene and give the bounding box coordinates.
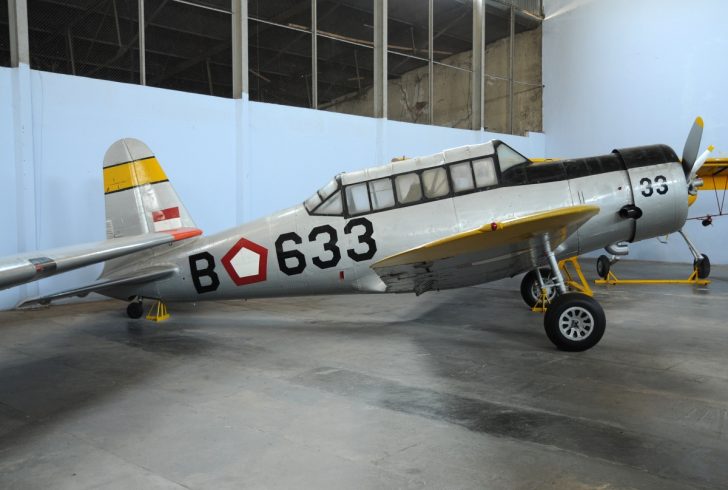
[531,288,550,313]
[559,256,594,296]
[146,300,170,322]
[595,269,710,286]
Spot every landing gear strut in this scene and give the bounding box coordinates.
[679,229,710,279]
[539,237,606,351]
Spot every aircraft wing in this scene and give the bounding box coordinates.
[17,265,178,308]
[0,228,201,292]
[696,158,728,190]
[371,205,599,294]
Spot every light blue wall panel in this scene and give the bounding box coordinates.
[0,67,19,308]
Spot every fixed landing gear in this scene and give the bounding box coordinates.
[596,255,611,279]
[596,231,710,283]
[126,297,170,321]
[694,254,710,279]
[524,238,606,351]
[126,299,144,319]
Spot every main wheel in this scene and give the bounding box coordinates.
[596,255,611,279]
[544,293,605,351]
[520,268,558,308]
[126,301,144,319]
[694,254,710,279]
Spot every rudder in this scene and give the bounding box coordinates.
[103,138,196,239]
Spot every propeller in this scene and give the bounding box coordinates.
[682,116,704,175]
[681,116,714,194]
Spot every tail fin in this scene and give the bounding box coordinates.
[103,138,196,239]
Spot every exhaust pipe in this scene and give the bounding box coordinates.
[605,241,630,256]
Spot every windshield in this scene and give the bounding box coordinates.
[304,177,341,213]
[318,179,339,200]
[496,142,531,172]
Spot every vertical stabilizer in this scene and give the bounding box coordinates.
[103,138,196,239]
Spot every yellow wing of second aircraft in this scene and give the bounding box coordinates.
[696,158,728,190]
[371,205,599,295]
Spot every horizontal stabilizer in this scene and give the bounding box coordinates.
[17,265,178,308]
[0,228,201,292]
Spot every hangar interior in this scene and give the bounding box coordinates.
[2,0,728,489]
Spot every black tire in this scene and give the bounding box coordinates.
[544,293,606,351]
[694,254,710,279]
[520,268,558,308]
[126,301,144,319]
[596,255,611,279]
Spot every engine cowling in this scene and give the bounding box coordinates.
[612,145,689,242]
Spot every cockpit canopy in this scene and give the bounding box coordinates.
[304,140,535,218]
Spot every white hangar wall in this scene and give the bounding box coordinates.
[0,65,545,310]
[543,0,728,263]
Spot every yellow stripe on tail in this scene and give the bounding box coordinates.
[103,157,169,194]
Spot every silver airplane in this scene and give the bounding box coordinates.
[0,119,713,351]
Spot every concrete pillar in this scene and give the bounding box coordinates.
[138,0,146,84]
[471,0,484,130]
[311,0,318,109]
[8,0,30,67]
[508,5,515,134]
[232,0,248,99]
[427,0,433,125]
[373,0,387,118]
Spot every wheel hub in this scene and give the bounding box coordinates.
[531,275,556,302]
[558,306,594,341]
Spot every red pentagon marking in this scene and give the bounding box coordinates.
[221,238,268,286]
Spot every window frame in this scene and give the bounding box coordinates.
[394,172,424,205]
[368,177,397,212]
[471,156,499,189]
[421,166,452,200]
[330,142,549,218]
[344,182,374,216]
[339,157,504,217]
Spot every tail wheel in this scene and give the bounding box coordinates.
[544,293,606,351]
[126,301,144,319]
[520,268,558,308]
[596,255,611,279]
[694,254,710,279]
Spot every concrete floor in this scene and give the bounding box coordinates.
[1,260,727,489]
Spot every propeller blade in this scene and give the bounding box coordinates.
[682,116,704,175]
[689,145,715,182]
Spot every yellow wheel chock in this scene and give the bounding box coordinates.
[146,300,170,322]
[595,269,710,286]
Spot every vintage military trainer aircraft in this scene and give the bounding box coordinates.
[0,118,713,351]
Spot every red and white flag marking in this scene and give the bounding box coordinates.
[152,207,182,232]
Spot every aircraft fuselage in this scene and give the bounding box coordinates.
[102,143,688,303]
